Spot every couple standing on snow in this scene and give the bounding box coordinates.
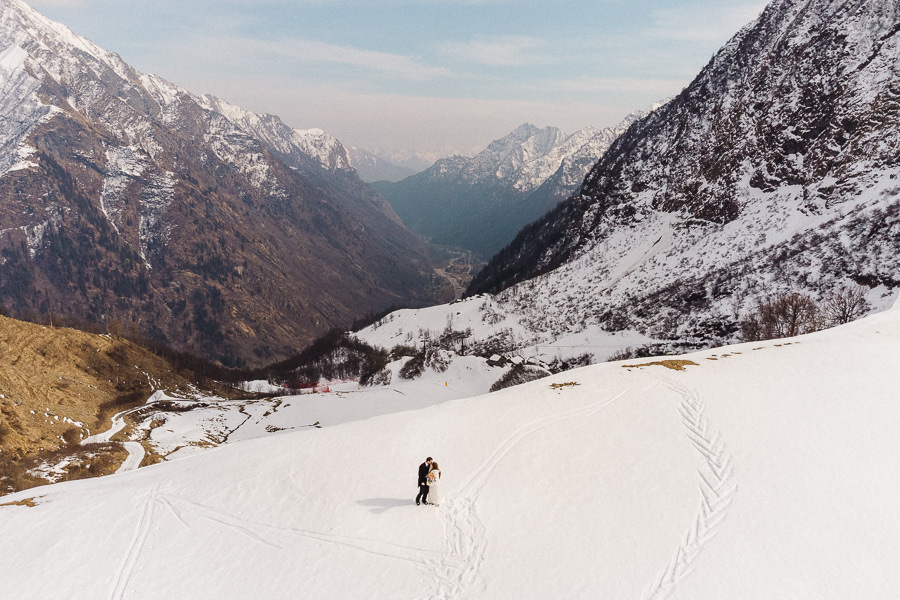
[416,457,441,506]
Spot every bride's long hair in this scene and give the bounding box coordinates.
[430,461,440,473]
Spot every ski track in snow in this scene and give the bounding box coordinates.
[167,494,448,564]
[108,489,451,598]
[101,378,729,600]
[644,379,737,600]
[166,496,448,562]
[110,487,159,600]
[424,386,639,600]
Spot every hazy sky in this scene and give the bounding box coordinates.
[30,0,768,163]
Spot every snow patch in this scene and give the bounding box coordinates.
[100,146,148,235]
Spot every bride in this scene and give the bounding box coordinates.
[426,461,442,506]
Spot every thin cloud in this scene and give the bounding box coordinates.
[438,35,549,66]
[280,38,452,79]
[160,34,452,81]
[540,76,689,95]
[29,0,87,6]
[196,73,653,157]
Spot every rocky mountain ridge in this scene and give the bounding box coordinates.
[464,0,899,347]
[0,0,447,367]
[373,112,650,258]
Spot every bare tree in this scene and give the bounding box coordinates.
[741,292,820,341]
[823,285,870,326]
[774,293,820,337]
[106,318,123,339]
[740,313,764,342]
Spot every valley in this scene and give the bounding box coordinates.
[431,249,483,299]
[373,115,650,259]
[1,0,899,597]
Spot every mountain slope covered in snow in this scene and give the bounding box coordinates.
[0,0,446,366]
[2,297,899,599]
[467,0,900,347]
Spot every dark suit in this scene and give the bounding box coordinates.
[416,461,430,504]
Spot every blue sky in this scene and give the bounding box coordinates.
[30,0,768,163]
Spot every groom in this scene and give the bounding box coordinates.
[416,457,432,505]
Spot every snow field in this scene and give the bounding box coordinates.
[2,303,900,599]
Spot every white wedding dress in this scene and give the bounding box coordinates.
[427,468,441,505]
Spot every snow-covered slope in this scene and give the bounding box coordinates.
[3,299,899,599]
[355,292,659,367]
[468,0,900,346]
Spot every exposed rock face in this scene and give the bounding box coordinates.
[373,116,646,259]
[0,0,447,366]
[467,0,900,343]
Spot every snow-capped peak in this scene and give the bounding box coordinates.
[197,95,352,172]
[419,110,654,194]
[1,0,134,82]
[0,0,352,176]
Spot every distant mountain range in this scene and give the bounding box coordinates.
[0,0,449,367]
[372,113,653,258]
[345,147,420,183]
[466,0,900,346]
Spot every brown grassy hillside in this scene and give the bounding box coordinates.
[0,314,214,495]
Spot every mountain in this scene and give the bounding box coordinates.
[0,0,449,367]
[373,115,647,259]
[467,0,900,346]
[3,298,900,598]
[346,147,418,182]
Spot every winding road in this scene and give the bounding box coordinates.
[82,395,164,474]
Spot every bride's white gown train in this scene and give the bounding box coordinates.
[427,469,441,505]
